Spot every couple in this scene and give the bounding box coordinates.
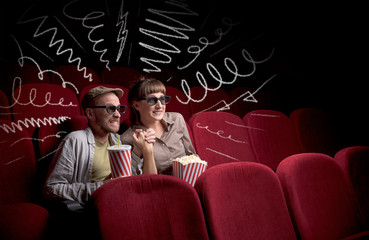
[43,76,196,204]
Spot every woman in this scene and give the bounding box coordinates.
[121,76,196,175]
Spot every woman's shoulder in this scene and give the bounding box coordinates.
[165,112,184,121]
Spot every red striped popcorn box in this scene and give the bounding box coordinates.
[172,155,207,186]
[107,145,132,178]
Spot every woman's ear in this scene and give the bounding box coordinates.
[132,100,140,111]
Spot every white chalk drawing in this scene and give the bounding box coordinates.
[63,0,111,70]
[10,131,67,147]
[17,4,93,83]
[250,113,281,118]
[176,48,274,107]
[225,120,265,132]
[116,0,129,62]
[3,157,24,166]
[0,116,71,134]
[139,0,198,73]
[178,17,240,70]
[195,122,247,144]
[205,147,240,161]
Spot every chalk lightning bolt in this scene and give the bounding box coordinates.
[116,0,129,62]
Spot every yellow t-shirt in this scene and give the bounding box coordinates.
[91,139,111,182]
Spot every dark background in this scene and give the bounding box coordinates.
[0,0,368,146]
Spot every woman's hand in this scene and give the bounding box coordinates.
[144,128,156,144]
[132,129,154,154]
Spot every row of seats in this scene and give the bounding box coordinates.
[88,151,369,239]
[0,108,368,239]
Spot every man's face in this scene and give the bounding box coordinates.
[90,92,121,134]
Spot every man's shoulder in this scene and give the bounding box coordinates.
[64,128,89,141]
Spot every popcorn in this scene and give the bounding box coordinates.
[172,155,207,186]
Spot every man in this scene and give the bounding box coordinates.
[43,86,125,204]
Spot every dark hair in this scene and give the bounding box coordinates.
[128,75,166,125]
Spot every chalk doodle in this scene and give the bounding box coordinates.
[205,147,240,161]
[138,0,198,73]
[195,122,247,144]
[115,0,129,62]
[0,116,71,134]
[10,131,67,147]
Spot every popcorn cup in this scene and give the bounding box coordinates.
[107,145,132,178]
[172,156,207,186]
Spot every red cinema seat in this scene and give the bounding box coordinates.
[289,108,340,156]
[277,153,369,240]
[165,86,192,122]
[51,65,101,94]
[78,84,130,125]
[11,83,81,138]
[189,111,255,168]
[90,175,209,240]
[0,119,49,240]
[0,89,12,121]
[195,162,297,240]
[243,110,302,170]
[335,146,369,229]
[101,66,142,88]
[188,86,231,115]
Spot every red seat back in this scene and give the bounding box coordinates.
[189,111,255,168]
[277,153,367,240]
[335,146,369,229]
[0,120,36,204]
[195,162,297,240]
[289,108,339,156]
[0,89,11,121]
[243,110,301,170]
[91,175,209,240]
[11,83,81,137]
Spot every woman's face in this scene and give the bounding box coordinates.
[134,92,166,124]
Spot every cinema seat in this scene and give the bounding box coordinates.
[0,89,11,121]
[335,146,369,229]
[0,119,49,240]
[277,153,369,240]
[11,83,81,138]
[195,162,297,240]
[189,111,255,168]
[289,108,339,156]
[91,175,209,240]
[243,110,302,170]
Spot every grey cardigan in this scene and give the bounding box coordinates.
[43,127,118,203]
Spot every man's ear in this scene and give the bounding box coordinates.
[85,108,95,121]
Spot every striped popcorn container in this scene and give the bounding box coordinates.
[107,145,132,178]
[172,155,207,187]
